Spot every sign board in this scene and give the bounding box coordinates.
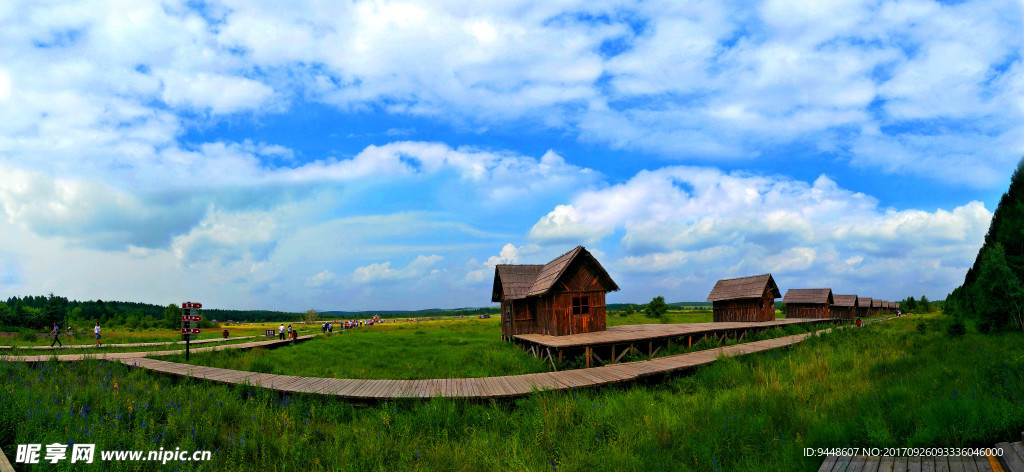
[181,328,201,334]
[181,315,202,322]
[181,302,202,309]
[265,329,275,337]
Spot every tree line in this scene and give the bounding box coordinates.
[945,157,1024,332]
[0,295,303,331]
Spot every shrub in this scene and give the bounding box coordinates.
[916,322,927,335]
[947,319,966,337]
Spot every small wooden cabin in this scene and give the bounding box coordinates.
[831,294,859,319]
[882,301,890,314]
[857,297,872,317]
[895,302,901,312]
[782,288,834,319]
[492,246,619,337]
[707,274,780,322]
[871,299,882,315]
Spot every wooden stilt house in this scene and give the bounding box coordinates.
[707,274,780,322]
[882,301,890,314]
[782,288,834,319]
[831,294,858,319]
[492,246,619,338]
[871,299,882,315]
[857,297,872,317]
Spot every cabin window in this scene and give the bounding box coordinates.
[572,296,589,315]
[503,304,512,322]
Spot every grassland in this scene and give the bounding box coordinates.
[4,313,1023,471]
[155,312,818,378]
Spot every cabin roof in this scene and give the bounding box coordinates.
[871,299,882,308]
[833,294,858,307]
[782,288,833,305]
[706,274,781,302]
[491,246,619,302]
[858,297,873,308]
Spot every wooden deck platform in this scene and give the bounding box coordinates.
[818,437,1024,471]
[0,335,256,350]
[112,323,858,400]
[512,317,847,368]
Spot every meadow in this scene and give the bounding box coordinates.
[3,313,1023,471]
[155,311,816,378]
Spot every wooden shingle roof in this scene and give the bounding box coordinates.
[833,294,858,307]
[491,246,619,302]
[871,299,882,308]
[858,297,873,308]
[707,274,781,302]
[782,288,833,305]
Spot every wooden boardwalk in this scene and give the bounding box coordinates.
[0,335,256,350]
[1,335,315,362]
[818,436,1024,471]
[112,325,852,400]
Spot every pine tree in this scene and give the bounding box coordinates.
[952,156,1024,330]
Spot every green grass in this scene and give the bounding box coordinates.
[3,313,1023,471]
[158,318,550,379]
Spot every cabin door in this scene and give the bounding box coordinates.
[569,293,590,335]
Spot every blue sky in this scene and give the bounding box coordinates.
[0,0,1022,311]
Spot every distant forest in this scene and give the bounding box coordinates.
[0,295,502,331]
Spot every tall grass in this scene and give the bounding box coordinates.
[2,314,1022,471]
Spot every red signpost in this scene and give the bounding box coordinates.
[181,301,203,361]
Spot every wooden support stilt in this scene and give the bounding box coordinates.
[558,350,562,363]
[611,345,616,364]
[651,346,661,358]
[586,346,591,368]
[648,341,652,356]
[688,335,692,348]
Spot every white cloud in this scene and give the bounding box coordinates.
[159,71,275,114]
[1,0,1021,189]
[0,68,10,102]
[351,254,444,284]
[306,270,338,288]
[533,166,991,299]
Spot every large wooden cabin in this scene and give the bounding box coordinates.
[831,294,859,319]
[706,274,780,322]
[782,288,834,319]
[871,299,882,315]
[493,246,619,338]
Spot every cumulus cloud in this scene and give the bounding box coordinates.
[3,0,1019,190]
[351,254,444,283]
[532,166,991,298]
[306,270,338,288]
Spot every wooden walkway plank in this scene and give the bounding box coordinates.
[820,455,840,472]
[877,456,895,472]
[848,455,866,472]
[863,455,881,472]
[996,442,1024,472]
[833,455,853,472]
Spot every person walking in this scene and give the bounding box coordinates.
[50,322,62,348]
[94,322,101,347]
